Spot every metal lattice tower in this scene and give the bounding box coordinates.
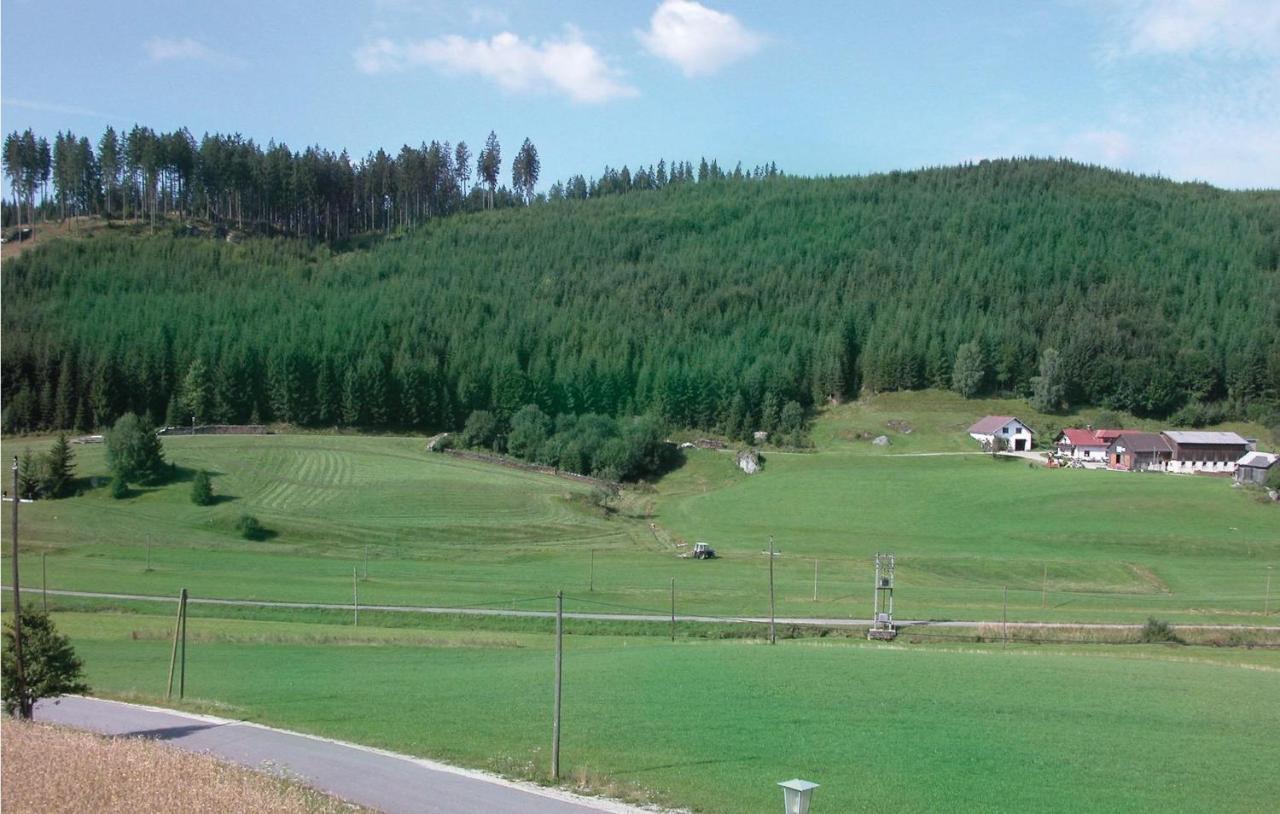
[869,553,897,640]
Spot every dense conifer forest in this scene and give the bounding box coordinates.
[3,158,1278,439]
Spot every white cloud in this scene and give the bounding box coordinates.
[638,0,764,77]
[353,28,637,104]
[144,37,245,68]
[2,96,131,122]
[1117,0,1280,58]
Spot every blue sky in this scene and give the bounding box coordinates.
[3,1,1278,189]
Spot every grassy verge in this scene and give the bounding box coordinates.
[46,610,1280,814]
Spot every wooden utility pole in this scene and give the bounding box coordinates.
[179,590,188,699]
[768,536,776,645]
[1002,586,1009,646]
[552,590,563,781]
[669,578,675,642]
[166,588,188,700]
[353,567,359,627]
[42,552,47,612]
[10,457,30,718]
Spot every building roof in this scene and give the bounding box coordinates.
[1108,432,1171,453]
[968,415,1033,435]
[1057,428,1107,447]
[1237,451,1278,469]
[1162,431,1249,446]
[1093,429,1124,442]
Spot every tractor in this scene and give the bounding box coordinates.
[691,542,717,560]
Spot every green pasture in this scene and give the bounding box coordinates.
[50,611,1280,814]
[3,391,1279,623]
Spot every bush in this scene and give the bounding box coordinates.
[1266,467,1280,491]
[108,475,129,500]
[191,470,214,506]
[2,611,89,718]
[1139,617,1182,644]
[460,410,500,450]
[236,514,268,540]
[1092,410,1123,429]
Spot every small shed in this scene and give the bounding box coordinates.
[1234,451,1278,485]
[968,416,1035,452]
[1106,432,1171,471]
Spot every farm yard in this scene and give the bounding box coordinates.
[3,391,1279,813]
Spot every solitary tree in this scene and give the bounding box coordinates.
[3,611,89,718]
[191,469,214,506]
[42,434,76,499]
[106,412,168,485]
[17,448,43,500]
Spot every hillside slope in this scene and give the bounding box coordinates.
[3,159,1278,435]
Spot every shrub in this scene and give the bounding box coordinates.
[460,410,499,450]
[1139,617,1182,644]
[190,470,214,506]
[1266,467,1280,491]
[2,611,89,717]
[236,514,268,541]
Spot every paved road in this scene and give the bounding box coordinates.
[13,586,1280,631]
[35,696,646,814]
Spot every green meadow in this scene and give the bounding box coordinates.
[3,391,1278,623]
[49,611,1280,814]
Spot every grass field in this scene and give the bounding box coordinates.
[3,391,1278,623]
[46,610,1280,814]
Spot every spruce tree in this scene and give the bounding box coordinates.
[42,434,75,499]
[191,469,214,506]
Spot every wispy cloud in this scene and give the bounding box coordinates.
[1117,0,1280,59]
[353,27,638,104]
[144,37,246,68]
[1,96,131,122]
[638,0,764,77]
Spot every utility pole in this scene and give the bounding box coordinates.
[813,558,819,602]
[670,577,675,642]
[1002,586,1009,646]
[768,536,776,645]
[363,546,369,581]
[166,588,188,700]
[589,549,594,593]
[353,567,359,627]
[10,457,29,718]
[42,552,47,613]
[552,590,563,781]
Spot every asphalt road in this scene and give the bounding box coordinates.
[16,586,1280,631]
[35,696,646,814]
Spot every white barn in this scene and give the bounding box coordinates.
[968,415,1035,452]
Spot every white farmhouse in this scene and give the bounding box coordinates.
[1054,428,1109,464]
[968,415,1035,452]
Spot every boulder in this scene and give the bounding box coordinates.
[872,435,891,446]
[737,449,761,474]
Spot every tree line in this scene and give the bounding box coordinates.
[2,126,544,240]
[4,124,779,242]
[3,159,1278,441]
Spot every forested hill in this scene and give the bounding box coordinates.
[3,159,1279,437]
